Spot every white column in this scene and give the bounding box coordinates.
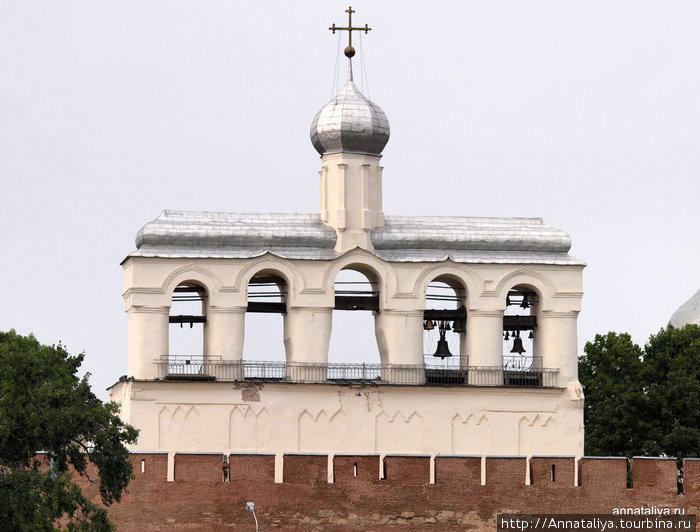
[283,307,333,382]
[375,311,424,384]
[127,306,169,379]
[466,310,504,386]
[205,307,246,379]
[537,310,579,385]
[205,307,246,360]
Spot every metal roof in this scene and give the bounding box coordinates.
[127,210,584,266]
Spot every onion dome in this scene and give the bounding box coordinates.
[310,62,390,156]
[669,288,700,327]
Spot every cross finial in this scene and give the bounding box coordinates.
[329,6,371,58]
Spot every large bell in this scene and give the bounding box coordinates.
[520,294,530,309]
[433,338,452,359]
[510,336,526,354]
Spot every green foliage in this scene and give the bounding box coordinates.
[580,324,700,459]
[0,330,138,531]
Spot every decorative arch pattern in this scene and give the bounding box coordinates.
[159,406,200,451]
[451,413,490,455]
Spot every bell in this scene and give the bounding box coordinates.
[452,319,466,333]
[528,330,534,339]
[504,331,510,340]
[424,320,435,331]
[433,338,452,359]
[510,336,526,354]
[520,294,530,309]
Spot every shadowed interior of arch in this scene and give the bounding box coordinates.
[328,268,381,364]
[169,282,207,364]
[423,278,465,369]
[503,284,539,381]
[243,272,287,362]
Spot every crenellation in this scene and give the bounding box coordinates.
[73,452,700,530]
[578,457,628,492]
[383,455,431,485]
[486,456,527,487]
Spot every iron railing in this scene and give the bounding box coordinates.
[157,355,558,388]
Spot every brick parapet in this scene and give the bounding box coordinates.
[73,453,700,531]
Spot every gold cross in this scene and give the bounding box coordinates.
[329,6,371,58]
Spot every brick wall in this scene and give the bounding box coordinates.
[74,453,700,531]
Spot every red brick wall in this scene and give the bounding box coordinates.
[333,454,380,485]
[486,456,527,486]
[174,453,222,482]
[530,456,575,487]
[283,453,326,485]
[630,457,677,494]
[435,455,481,487]
[383,455,430,485]
[230,453,274,483]
[578,456,627,490]
[68,453,700,531]
[684,458,700,497]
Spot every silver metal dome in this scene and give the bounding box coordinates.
[310,62,390,156]
[670,288,700,327]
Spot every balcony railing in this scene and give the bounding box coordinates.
[156,355,558,388]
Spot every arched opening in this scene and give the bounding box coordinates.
[423,277,467,384]
[502,285,540,386]
[244,272,287,372]
[168,282,208,377]
[328,267,381,367]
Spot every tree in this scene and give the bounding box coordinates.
[0,330,138,531]
[579,324,700,459]
[641,324,700,458]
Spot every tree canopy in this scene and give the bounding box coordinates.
[580,324,700,458]
[0,330,138,531]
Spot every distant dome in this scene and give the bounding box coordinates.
[310,64,390,156]
[669,288,700,327]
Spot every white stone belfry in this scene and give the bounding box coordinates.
[112,39,586,463]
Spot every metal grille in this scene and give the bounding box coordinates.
[156,356,558,388]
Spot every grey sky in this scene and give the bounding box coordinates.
[1,1,698,399]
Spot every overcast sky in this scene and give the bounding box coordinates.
[1,1,698,399]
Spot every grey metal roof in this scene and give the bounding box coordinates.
[310,61,390,156]
[373,216,572,253]
[127,210,584,266]
[134,210,336,250]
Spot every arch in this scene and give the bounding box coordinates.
[233,256,302,306]
[413,262,482,307]
[322,250,396,305]
[161,264,221,301]
[494,269,555,309]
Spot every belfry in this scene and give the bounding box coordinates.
[112,7,585,470]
